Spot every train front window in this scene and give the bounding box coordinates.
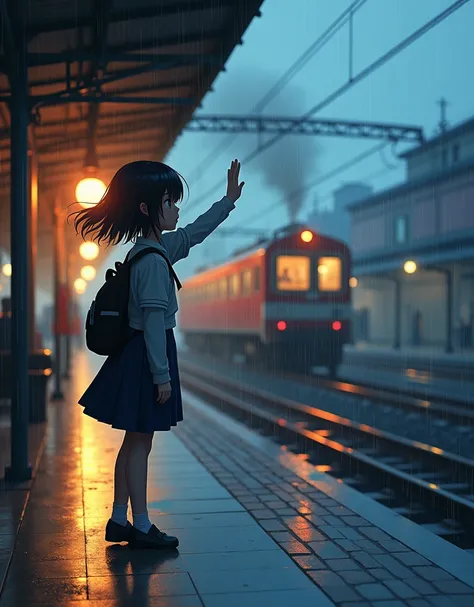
[276,255,310,291]
[318,257,342,291]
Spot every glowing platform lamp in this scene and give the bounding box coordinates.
[79,241,99,261]
[404,260,417,275]
[80,265,96,281]
[74,278,87,295]
[2,263,12,277]
[75,177,106,208]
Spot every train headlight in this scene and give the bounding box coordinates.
[300,230,313,243]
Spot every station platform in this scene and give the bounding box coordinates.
[1,351,474,606]
[344,343,474,372]
[342,344,474,403]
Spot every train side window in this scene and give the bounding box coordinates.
[253,266,260,292]
[230,274,240,297]
[318,257,342,291]
[219,277,227,299]
[276,255,310,291]
[242,269,252,296]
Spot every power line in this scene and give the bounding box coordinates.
[186,0,470,215]
[229,142,387,230]
[185,0,368,186]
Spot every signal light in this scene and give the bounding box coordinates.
[277,320,287,331]
[300,230,313,243]
[332,321,342,331]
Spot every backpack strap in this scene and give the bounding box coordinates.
[126,247,182,291]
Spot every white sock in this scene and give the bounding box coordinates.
[111,503,128,527]
[133,511,152,534]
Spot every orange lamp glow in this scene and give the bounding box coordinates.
[79,241,99,261]
[80,265,96,281]
[300,230,313,243]
[75,177,106,208]
[349,277,358,288]
[74,278,87,294]
[277,320,287,331]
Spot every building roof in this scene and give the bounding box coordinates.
[347,159,474,213]
[0,0,263,286]
[399,115,474,159]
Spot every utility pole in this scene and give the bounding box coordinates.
[437,98,449,134]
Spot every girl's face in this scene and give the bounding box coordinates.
[140,190,179,234]
[159,191,180,231]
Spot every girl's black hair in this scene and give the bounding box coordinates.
[70,160,188,246]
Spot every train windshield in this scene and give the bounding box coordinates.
[318,257,342,291]
[276,255,310,291]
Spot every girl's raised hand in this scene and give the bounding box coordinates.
[226,159,245,203]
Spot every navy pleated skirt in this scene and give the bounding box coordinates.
[79,329,183,433]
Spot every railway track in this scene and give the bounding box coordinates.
[180,359,474,550]
[291,371,474,427]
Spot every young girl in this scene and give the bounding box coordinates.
[73,159,244,549]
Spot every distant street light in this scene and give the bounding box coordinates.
[74,278,87,294]
[79,241,99,261]
[2,263,12,277]
[403,260,417,274]
[75,177,106,209]
[80,265,96,281]
[349,277,358,288]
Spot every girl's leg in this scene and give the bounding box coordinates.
[110,432,132,526]
[125,431,154,533]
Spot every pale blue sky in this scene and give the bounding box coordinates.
[33,0,473,313]
[164,0,472,279]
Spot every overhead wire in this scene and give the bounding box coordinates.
[185,0,471,215]
[185,0,369,188]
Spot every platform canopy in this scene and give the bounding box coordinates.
[0,0,263,284]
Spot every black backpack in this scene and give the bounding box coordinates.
[85,247,182,356]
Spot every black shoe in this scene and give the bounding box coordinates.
[105,519,134,543]
[129,524,179,549]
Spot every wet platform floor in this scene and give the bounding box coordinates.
[1,350,474,606]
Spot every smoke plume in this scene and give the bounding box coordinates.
[206,69,318,223]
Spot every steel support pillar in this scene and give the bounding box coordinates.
[5,23,32,482]
[393,278,401,350]
[51,198,64,400]
[63,237,71,380]
[28,148,38,351]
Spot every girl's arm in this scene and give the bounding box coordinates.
[137,256,170,384]
[161,196,235,264]
[162,160,245,264]
[143,308,170,384]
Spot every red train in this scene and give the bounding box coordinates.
[179,224,352,375]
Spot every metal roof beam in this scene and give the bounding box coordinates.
[18,55,219,113]
[28,1,233,35]
[25,94,195,108]
[12,51,217,68]
[33,106,172,129]
[2,75,193,94]
[184,115,425,144]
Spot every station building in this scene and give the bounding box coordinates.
[349,115,474,351]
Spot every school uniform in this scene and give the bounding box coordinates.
[79,196,235,433]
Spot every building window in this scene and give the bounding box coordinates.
[452,143,460,163]
[441,147,448,169]
[395,215,408,244]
